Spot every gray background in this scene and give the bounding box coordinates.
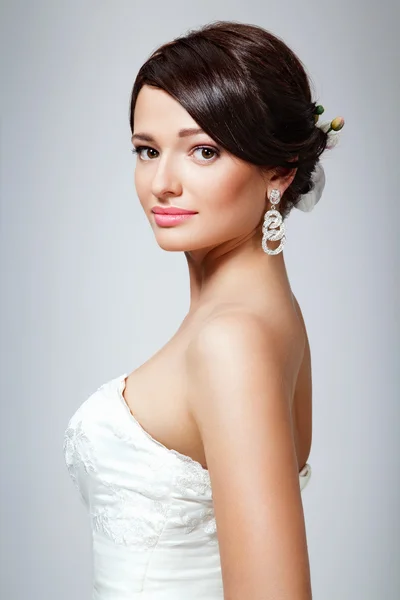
[0,1,399,598]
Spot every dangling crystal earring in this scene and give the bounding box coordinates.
[261,189,286,255]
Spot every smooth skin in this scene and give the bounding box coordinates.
[186,314,311,600]
[131,84,313,599]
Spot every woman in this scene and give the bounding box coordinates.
[64,20,344,599]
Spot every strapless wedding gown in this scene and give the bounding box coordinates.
[63,373,312,599]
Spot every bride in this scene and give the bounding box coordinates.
[64,19,344,599]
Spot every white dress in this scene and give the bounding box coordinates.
[63,373,312,599]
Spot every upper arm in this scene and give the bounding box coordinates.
[186,313,312,600]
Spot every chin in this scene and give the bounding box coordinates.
[156,242,184,252]
[153,234,188,252]
[154,233,206,253]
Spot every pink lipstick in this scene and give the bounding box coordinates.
[151,206,198,227]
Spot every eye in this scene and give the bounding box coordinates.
[131,146,159,161]
[131,144,220,163]
[192,146,219,162]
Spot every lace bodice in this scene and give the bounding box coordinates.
[63,373,312,599]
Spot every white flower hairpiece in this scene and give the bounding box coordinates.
[294,110,345,212]
[295,161,326,212]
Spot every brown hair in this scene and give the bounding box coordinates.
[129,20,328,219]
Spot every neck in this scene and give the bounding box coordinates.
[184,232,290,317]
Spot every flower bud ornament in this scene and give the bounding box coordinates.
[295,112,345,212]
[318,116,345,149]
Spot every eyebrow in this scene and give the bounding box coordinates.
[131,127,205,143]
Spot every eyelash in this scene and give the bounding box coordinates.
[131,145,220,162]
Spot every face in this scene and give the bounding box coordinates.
[132,85,275,255]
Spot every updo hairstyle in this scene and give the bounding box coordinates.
[129,20,328,219]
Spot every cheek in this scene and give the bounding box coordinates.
[134,166,150,208]
[198,166,264,228]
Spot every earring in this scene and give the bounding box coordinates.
[261,189,286,255]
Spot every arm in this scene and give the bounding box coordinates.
[185,313,312,600]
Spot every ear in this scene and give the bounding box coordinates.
[267,158,298,197]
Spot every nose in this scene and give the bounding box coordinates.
[150,154,183,199]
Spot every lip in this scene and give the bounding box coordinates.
[151,206,198,215]
[153,213,197,227]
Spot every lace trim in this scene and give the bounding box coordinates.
[91,477,172,548]
[174,505,218,544]
[63,410,216,548]
[63,420,96,504]
[173,453,213,497]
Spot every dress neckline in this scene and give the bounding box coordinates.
[116,373,211,475]
[115,372,311,483]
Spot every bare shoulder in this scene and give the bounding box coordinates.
[185,307,303,438]
[191,308,280,357]
[184,308,312,598]
[188,303,305,387]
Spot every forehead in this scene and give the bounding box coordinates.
[133,85,197,130]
